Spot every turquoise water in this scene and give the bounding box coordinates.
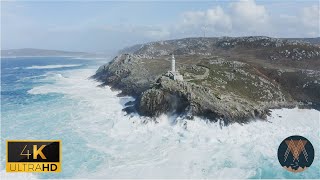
[1,57,107,178]
[1,57,319,179]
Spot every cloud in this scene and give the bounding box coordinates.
[276,4,319,37]
[144,28,170,39]
[101,24,170,39]
[182,6,232,32]
[179,0,271,36]
[2,0,319,52]
[230,0,270,32]
[177,0,319,37]
[302,5,319,28]
[182,11,205,26]
[206,6,232,30]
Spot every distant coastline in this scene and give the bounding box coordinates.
[1,48,109,59]
[1,56,108,60]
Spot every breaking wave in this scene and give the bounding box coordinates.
[24,64,82,69]
[2,67,319,179]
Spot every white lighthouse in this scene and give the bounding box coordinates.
[167,54,183,81]
[171,54,175,72]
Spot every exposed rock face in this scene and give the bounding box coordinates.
[93,54,153,96]
[94,36,320,124]
[138,76,292,124]
[139,87,189,117]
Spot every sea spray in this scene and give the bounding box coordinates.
[1,63,319,179]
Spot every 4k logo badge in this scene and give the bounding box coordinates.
[278,136,314,173]
[6,140,61,172]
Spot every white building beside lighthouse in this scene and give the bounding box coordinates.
[167,54,183,81]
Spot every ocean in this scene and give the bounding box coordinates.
[1,57,319,179]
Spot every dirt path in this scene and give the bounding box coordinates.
[184,66,210,81]
[192,67,210,80]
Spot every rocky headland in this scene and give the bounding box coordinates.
[93,36,320,124]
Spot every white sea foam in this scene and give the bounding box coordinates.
[71,57,108,60]
[24,64,82,70]
[0,170,37,180]
[4,67,22,70]
[6,68,320,179]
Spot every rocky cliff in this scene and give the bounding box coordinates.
[93,36,320,124]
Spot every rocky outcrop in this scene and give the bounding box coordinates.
[94,36,320,124]
[93,54,154,96]
[138,76,296,124]
[138,87,189,117]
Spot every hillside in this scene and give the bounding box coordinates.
[283,37,320,46]
[94,36,320,124]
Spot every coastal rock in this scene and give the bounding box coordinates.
[138,76,280,124]
[94,36,320,124]
[138,88,189,117]
[93,54,153,96]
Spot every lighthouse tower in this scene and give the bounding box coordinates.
[171,54,176,72]
[167,54,183,81]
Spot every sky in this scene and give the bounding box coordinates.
[1,0,319,53]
